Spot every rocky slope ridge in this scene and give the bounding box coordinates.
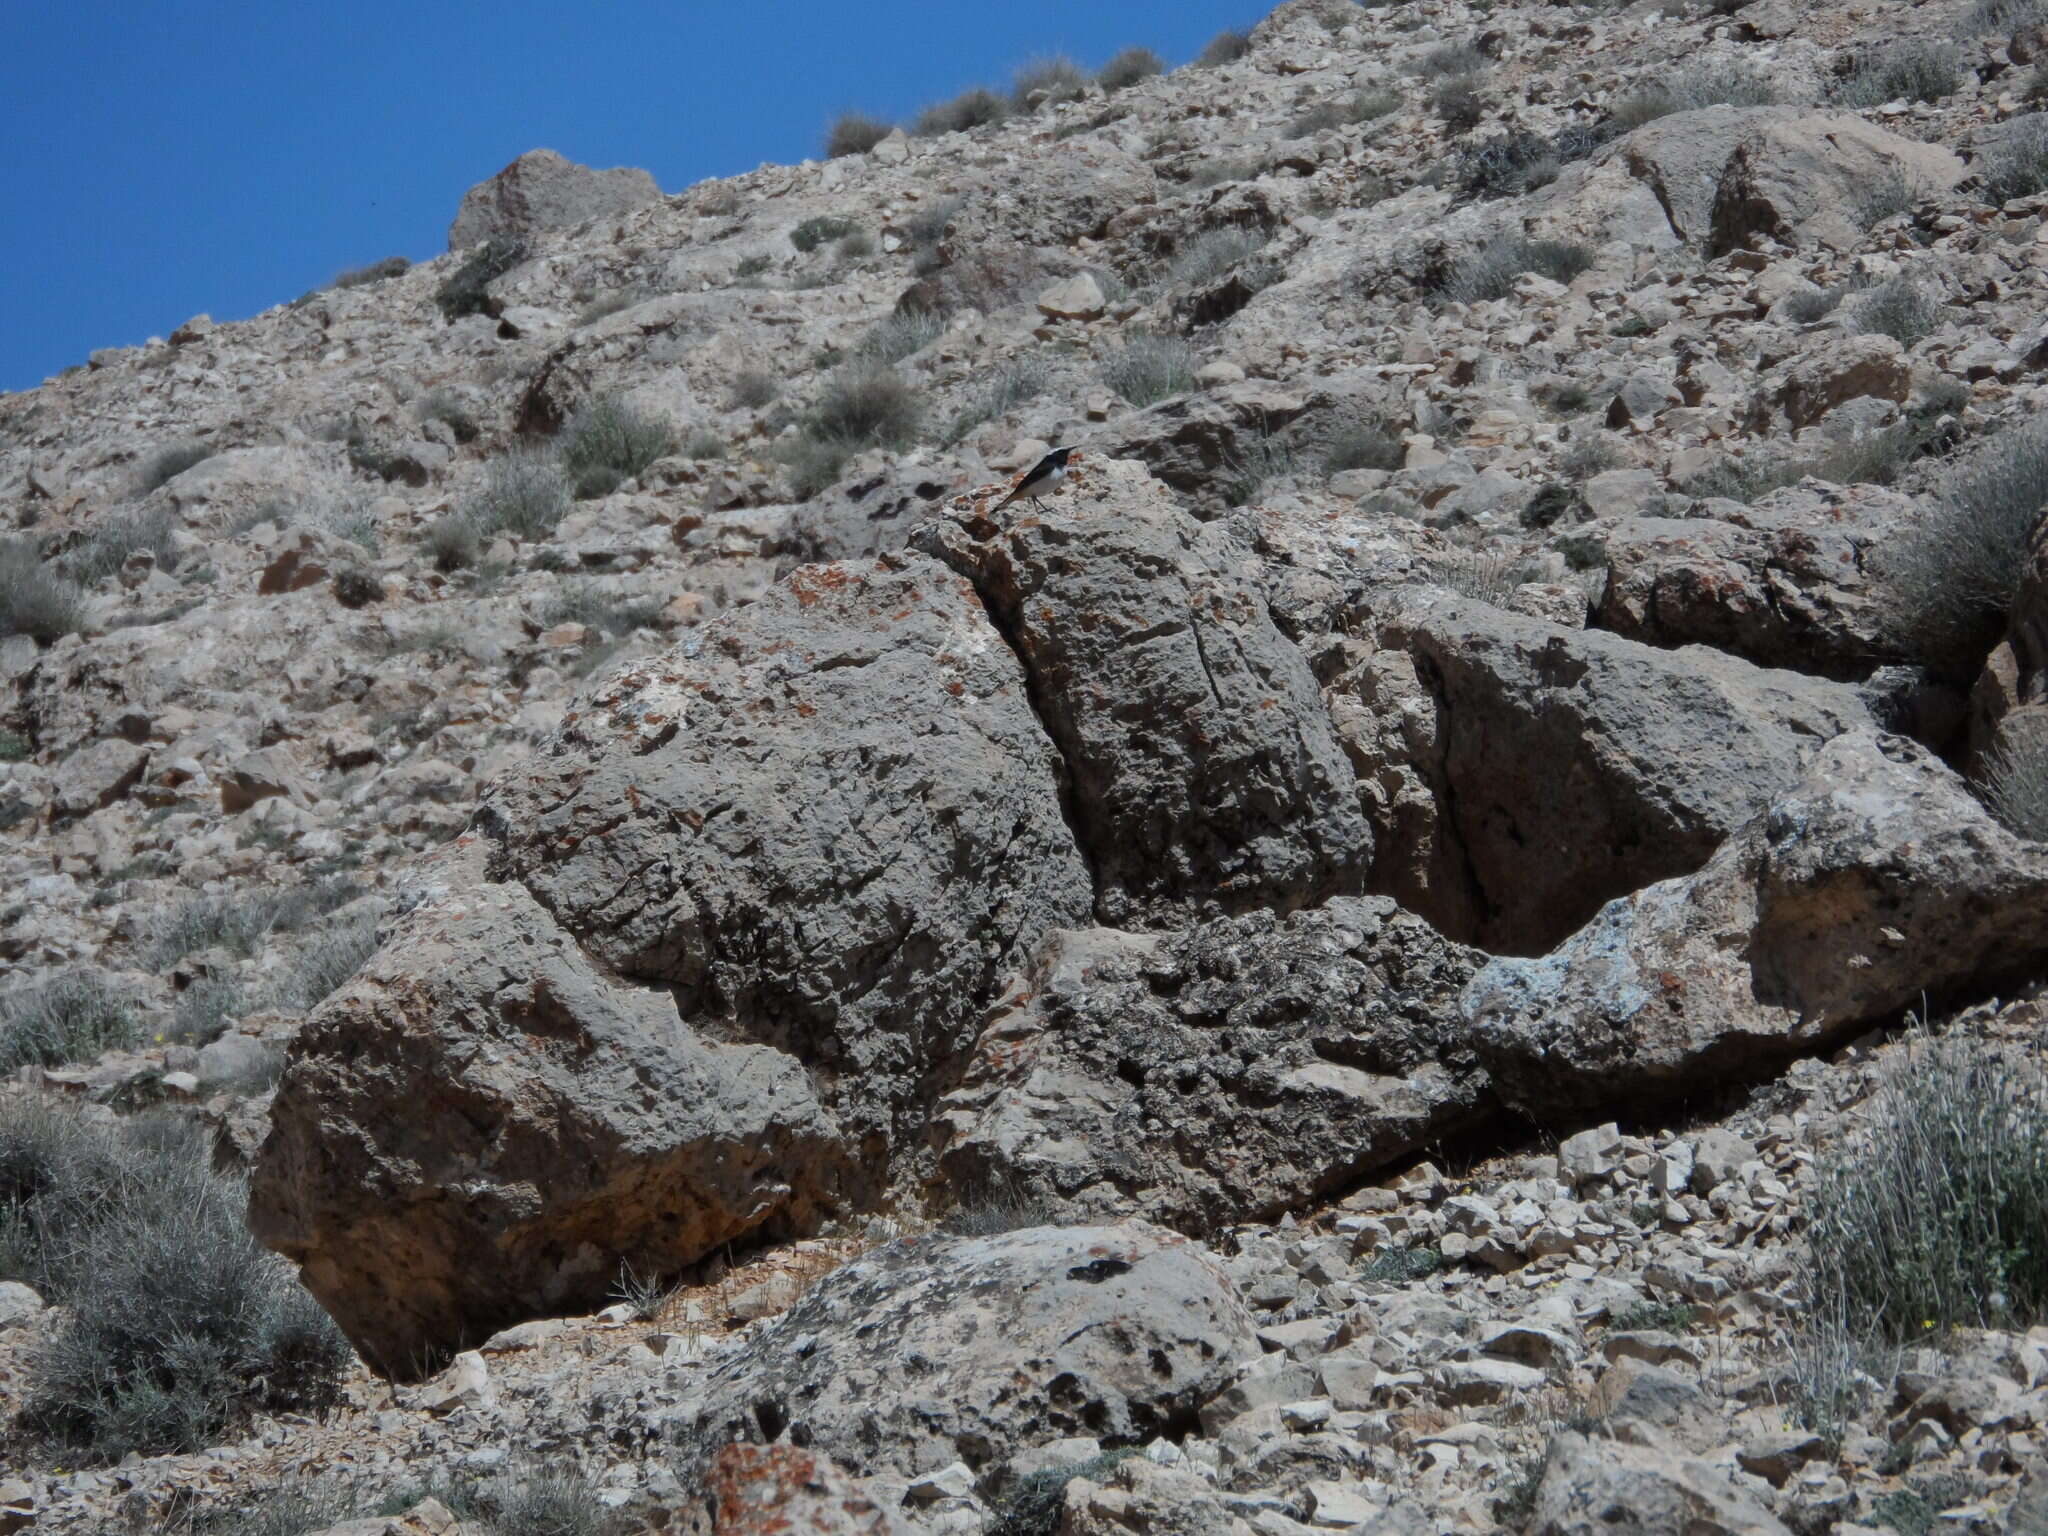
[3,0,2048,1529]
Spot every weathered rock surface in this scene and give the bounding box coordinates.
[1328,587,1869,953]
[918,456,1369,925]
[447,148,661,250]
[1709,113,1965,255]
[476,551,1093,1170]
[250,846,851,1373]
[677,1223,1257,1479]
[1468,731,2048,1118]
[936,897,1489,1230]
[707,1444,912,1536]
[1530,1432,1792,1536]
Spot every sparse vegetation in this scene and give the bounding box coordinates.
[728,368,782,410]
[1983,116,2048,204]
[1419,41,1489,78]
[1011,56,1088,111]
[1100,333,1197,405]
[1980,732,2048,840]
[1808,1029,2048,1336]
[269,914,382,1015]
[1881,416,2048,658]
[1324,420,1406,475]
[412,386,479,443]
[1437,236,1594,305]
[454,450,572,545]
[1433,76,1488,132]
[860,307,945,364]
[1966,0,2048,28]
[837,228,875,260]
[558,395,674,499]
[1360,1245,1447,1283]
[0,972,139,1072]
[575,289,640,327]
[945,355,1052,444]
[1198,29,1252,67]
[1223,433,1301,506]
[1609,59,1781,128]
[332,256,410,290]
[61,504,181,585]
[790,214,859,254]
[1853,274,1942,346]
[3,1102,349,1460]
[683,429,725,461]
[1780,278,1861,325]
[138,442,215,495]
[1098,47,1163,92]
[1169,227,1271,287]
[1856,166,1917,228]
[146,880,362,969]
[1831,39,1962,105]
[810,363,923,448]
[987,1451,1135,1536]
[825,111,894,159]
[1289,88,1401,136]
[1432,549,1534,605]
[1456,123,1611,200]
[914,88,1009,137]
[0,540,87,641]
[435,235,528,321]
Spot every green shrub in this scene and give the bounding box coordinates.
[945,355,1052,444]
[1881,417,2048,659]
[1012,56,1088,111]
[1853,275,1942,347]
[1199,29,1252,67]
[1456,123,1613,201]
[435,235,528,321]
[1223,434,1300,506]
[332,256,410,290]
[914,88,1009,136]
[790,215,858,253]
[0,730,26,763]
[467,450,572,540]
[1359,1246,1446,1283]
[270,914,381,1015]
[733,254,771,281]
[1433,76,1488,132]
[1856,166,1917,228]
[558,396,674,499]
[1809,1031,2048,1337]
[0,973,139,1072]
[837,228,875,259]
[1979,731,2048,840]
[1325,421,1405,474]
[61,505,181,585]
[4,1103,350,1460]
[728,368,782,410]
[0,541,86,641]
[812,363,923,448]
[987,1452,1134,1536]
[138,442,215,495]
[860,307,946,364]
[1831,39,1962,106]
[413,387,479,443]
[1437,237,1593,305]
[825,111,894,159]
[1101,334,1197,406]
[147,881,361,969]
[1982,115,2048,204]
[1098,47,1163,92]
[775,434,855,501]
[683,429,725,461]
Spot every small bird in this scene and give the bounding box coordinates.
[992,446,1077,511]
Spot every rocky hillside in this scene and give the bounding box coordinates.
[4,0,2048,1530]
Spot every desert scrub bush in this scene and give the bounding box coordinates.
[458,451,571,542]
[1808,1029,2048,1336]
[987,1452,1135,1536]
[1012,56,1088,111]
[837,228,875,260]
[1852,274,1942,347]
[1433,77,1488,132]
[1199,29,1252,66]
[0,972,139,1072]
[540,583,668,637]
[1780,277,1862,324]
[1436,237,1593,305]
[914,88,1009,137]
[1984,115,2048,204]
[775,435,856,501]
[137,441,215,495]
[147,880,361,969]
[60,504,180,585]
[727,368,781,410]
[0,541,87,641]
[558,395,674,499]
[1881,417,2048,658]
[683,429,725,461]
[1359,1245,1446,1283]
[1856,166,1917,229]
[944,354,1052,444]
[1324,420,1406,474]
[1456,123,1612,200]
[1169,227,1271,287]
[1609,59,1781,128]
[269,913,381,1015]
[1101,333,1197,405]
[824,111,893,159]
[3,1102,350,1459]
[435,235,527,321]
[1098,47,1163,92]
[1968,0,2048,25]
[425,512,482,572]
[732,254,772,283]
[789,214,858,253]
[1978,731,2048,839]
[0,729,27,762]
[1830,39,1962,106]
[576,289,640,326]
[1431,550,1536,605]
[1288,86,1402,138]
[811,363,923,448]
[332,255,409,290]
[1223,434,1301,506]
[412,386,479,443]
[859,306,945,364]
[1419,40,1489,78]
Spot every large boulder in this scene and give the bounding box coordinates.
[1595,481,1917,678]
[448,148,661,250]
[249,848,851,1375]
[1709,113,1964,255]
[935,898,1491,1231]
[1327,588,1870,954]
[916,457,1370,926]
[1530,1433,1791,1536]
[1467,731,2048,1120]
[675,1223,1257,1479]
[475,551,1092,1172]
[1101,383,1312,494]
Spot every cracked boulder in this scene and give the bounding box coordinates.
[1708,112,1964,255]
[674,1222,1256,1480]
[1326,587,1869,954]
[474,551,1092,1175]
[1467,731,2048,1121]
[917,456,1369,926]
[447,147,660,250]
[935,897,1491,1231]
[249,842,852,1375]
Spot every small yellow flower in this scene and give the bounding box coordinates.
[1923,1319,1935,1329]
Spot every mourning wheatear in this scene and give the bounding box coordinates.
[992,446,1077,511]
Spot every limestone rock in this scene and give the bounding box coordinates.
[708,1444,912,1536]
[1709,114,1965,255]
[448,148,660,250]
[936,898,1489,1230]
[917,456,1368,925]
[1468,731,2048,1118]
[677,1222,1257,1478]
[1037,272,1107,320]
[47,738,148,822]
[1529,1432,1792,1536]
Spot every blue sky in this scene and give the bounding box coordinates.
[1,1,1259,394]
